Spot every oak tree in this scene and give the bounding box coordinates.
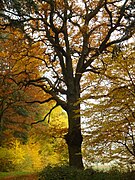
[0,0,135,168]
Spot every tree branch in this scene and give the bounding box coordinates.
[31,103,59,125]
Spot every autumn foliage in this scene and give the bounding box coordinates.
[0,0,135,170]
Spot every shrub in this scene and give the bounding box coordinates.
[0,147,15,172]
[39,166,135,180]
[0,139,43,172]
[39,166,95,180]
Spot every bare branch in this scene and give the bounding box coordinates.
[31,103,59,125]
[26,97,54,104]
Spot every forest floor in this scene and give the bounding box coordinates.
[0,173,38,180]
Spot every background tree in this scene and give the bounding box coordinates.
[0,29,68,172]
[0,0,135,168]
[0,28,48,145]
[82,43,135,170]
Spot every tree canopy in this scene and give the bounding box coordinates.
[0,0,135,169]
[82,43,135,170]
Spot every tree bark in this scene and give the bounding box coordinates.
[65,123,83,169]
[65,80,84,169]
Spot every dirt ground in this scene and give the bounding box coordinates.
[1,174,38,180]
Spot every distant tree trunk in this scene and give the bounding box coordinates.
[65,80,84,169]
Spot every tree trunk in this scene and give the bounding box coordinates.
[65,81,84,169]
[65,122,84,169]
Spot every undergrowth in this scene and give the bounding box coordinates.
[39,165,135,180]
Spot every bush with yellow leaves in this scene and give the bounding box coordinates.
[0,138,43,172]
